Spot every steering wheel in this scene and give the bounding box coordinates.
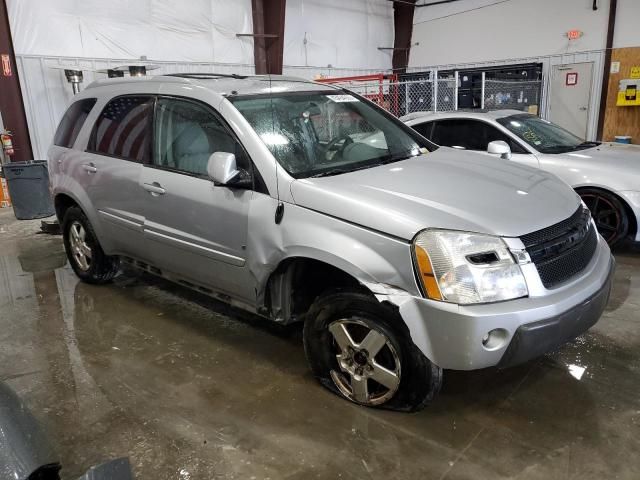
[325,134,354,161]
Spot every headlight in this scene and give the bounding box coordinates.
[413,230,528,304]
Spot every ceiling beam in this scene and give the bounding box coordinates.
[251,0,286,75]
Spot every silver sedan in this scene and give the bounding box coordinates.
[402,110,640,247]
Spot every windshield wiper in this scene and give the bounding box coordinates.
[541,145,575,154]
[573,141,600,150]
[308,161,387,178]
[309,169,351,178]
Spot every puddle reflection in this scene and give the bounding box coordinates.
[1,240,639,479]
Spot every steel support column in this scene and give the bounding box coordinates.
[392,0,416,73]
[251,0,286,75]
[0,0,32,161]
[596,0,617,140]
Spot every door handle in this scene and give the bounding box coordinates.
[82,163,97,173]
[579,107,588,111]
[142,182,166,196]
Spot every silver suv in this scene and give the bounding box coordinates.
[48,74,614,411]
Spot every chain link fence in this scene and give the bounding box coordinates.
[327,77,542,118]
[483,79,542,113]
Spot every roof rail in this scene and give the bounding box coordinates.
[164,73,249,80]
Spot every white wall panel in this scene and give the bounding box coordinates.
[283,0,393,70]
[410,0,610,67]
[613,0,640,48]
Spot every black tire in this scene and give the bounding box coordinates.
[579,188,629,248]
[303,290,442,412]
[62,206,120,284]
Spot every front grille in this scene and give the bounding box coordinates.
[521,207,598,288]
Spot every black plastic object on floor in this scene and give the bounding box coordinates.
[1,161,55,220]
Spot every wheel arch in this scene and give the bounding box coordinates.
[261,254,411,325]
[54,192,79,222]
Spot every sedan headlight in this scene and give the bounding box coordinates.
[413,230,528,304]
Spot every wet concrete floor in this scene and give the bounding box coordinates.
[1,208,639,479]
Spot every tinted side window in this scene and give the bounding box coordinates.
[412,121,434,140]
[53,98,97,148]
[432,119,527,153]
[153,98,249,177]
[89,96,153,162]
[431,119,481,149]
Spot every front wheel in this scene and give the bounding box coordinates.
[62,206,120,284]
[303,290,442,412]
[579,188,629,248]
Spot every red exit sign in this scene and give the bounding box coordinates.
[567,30,583,40]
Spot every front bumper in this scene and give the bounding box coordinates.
[497,256,614,368]
[389,235,614,370]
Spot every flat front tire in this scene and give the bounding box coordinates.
[62,206,119,284]
[303,290,442,412]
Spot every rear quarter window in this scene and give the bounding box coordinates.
[88,95,154,162]
[53,98,97,148]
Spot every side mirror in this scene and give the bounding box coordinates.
[207,152,239,185]
[487,140,512,160]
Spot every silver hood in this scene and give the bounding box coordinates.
[290,148,581,241]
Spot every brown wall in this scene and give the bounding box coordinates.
[602,47,640,143]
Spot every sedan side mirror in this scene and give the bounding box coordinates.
[208,152,240,185]
[487,140,512,160]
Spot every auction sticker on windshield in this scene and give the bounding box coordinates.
[326,94,358,102]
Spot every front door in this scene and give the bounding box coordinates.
[549,62,593,139]
[141,96,254,302]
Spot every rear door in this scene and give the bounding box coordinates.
[140,96,255,302]
[82,95,154,260]
[49,97,98,188]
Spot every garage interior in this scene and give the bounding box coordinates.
[1,0,640,479]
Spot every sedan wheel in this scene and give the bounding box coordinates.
[328,319,401,406]
[580,189,629,247]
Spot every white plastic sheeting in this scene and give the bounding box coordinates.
[17,56,256,160]
[7,0,395,159]
[284,0,393,71]
[7,0,254,63]
[18,55,393,161]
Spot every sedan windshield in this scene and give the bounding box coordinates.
[497,114,599,154]
[230,91,432,178]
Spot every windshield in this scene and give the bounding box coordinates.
[230,90,432,178]
[496,114,598,154]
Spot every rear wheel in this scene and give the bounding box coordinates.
[579,188,629,248]
[303,290,442,411]
[62,206,119,284]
